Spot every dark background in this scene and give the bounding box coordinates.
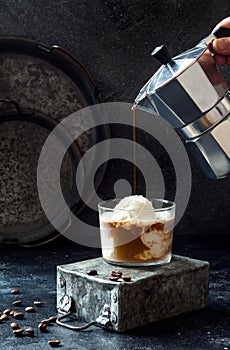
[0,0,229,236]
[0,2,229,350]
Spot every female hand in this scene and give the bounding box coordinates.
[210,17,230,66]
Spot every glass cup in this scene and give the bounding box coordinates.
[98,198,176,266]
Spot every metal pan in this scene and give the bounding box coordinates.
[0,37,110,245]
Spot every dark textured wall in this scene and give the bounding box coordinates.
[0,0,229,236]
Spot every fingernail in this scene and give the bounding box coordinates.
[216,38,227,51]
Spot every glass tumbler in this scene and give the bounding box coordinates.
[98,198,176,266]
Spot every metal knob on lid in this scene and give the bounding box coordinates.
[151,45,172,65]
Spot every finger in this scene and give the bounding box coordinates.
[213,54,227,66]
[212,38,230,55]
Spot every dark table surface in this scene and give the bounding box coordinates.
[0,234,229,350]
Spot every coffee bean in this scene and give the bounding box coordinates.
[12,311,19,318]
[0,314,9,321]
[122,275,132,282]
[33,301,42,307]
[3,308,12,315]
[48,316,57,323]
[13,328,24,336]
[11,322,20,330]
[14,312,24,320]
[87,269,97,276]
[111,270,122,277]
[25,327,34,337]
[48,340,61,348]
[11,289,20,295]
[12,300,22,306]
[25,306,36,313]
[38,323,47,332]
[10,310,15,316]
[41,318,52,325]
[109,276,120,281]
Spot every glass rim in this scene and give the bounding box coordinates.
[98,198,176,212]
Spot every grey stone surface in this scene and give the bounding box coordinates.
[0,235,228,349]
[57,255,209,332]
[0,235,229,349]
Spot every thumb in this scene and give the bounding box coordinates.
[212,37,230,55]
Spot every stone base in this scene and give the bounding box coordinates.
[57,255,209,332]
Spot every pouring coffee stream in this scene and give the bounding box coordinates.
[133,27,230,180]
[132,108,137,194]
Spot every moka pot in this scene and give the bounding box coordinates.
[134,27,230,180]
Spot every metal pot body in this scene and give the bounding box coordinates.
[186,113,230,179]
[137,48,228,129]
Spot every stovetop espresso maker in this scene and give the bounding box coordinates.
[134,27,230,180]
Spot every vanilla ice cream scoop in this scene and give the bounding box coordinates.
[111,195,156,222]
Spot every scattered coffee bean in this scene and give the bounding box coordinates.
[25,306,36,313]
[41,318,52,325]
[14,312,24,320]
[122,275,132,282]
[10,310,15,316]
[11,289,20,295]
[111,270,122,277]
[109,276,120,282]
[3,308,11,315]
[48,316,57,323]
[12,300,22,306]
[0,314,9,321]
[38,322,47,332]
[13,328,24,336]
[11,322,20,330]
[87,269,98,276]
[48,339,61,348]
[25,327,34,337]
[33,301,42,307]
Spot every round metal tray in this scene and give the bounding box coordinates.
[0,37,110,245]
